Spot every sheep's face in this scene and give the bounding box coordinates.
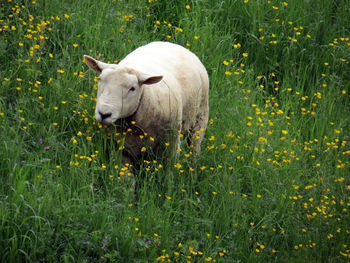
[95,67,142,123]
[84,55,162,124]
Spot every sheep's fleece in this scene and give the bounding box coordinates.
[84,41,209,162]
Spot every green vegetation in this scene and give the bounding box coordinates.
[1,0,349,262]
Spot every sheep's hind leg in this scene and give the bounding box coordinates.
[190,111,209,155]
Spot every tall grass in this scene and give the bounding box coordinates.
[1,0,349,262]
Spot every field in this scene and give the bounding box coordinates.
[1,0,350,262]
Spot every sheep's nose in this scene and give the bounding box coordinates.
[99,112,112,120]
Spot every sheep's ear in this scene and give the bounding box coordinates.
[84,55,109,74]
[127,68,163,86]
[140,75,163,86]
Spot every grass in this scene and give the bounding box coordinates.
[1,0,349,262]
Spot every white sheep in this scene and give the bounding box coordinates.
[84,41,209,164]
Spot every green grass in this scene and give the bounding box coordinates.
[1,0,350,262]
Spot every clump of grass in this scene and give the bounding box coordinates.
[1,0,349,262]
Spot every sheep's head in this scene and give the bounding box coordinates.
[84,55,162,124]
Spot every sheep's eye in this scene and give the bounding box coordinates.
[129,87,136,92]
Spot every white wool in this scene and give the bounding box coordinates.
[84,41,209,161]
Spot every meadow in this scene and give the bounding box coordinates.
[1,0,349,262]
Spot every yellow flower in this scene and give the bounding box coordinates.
[233,43,241,48]
[258,137,267,144]
[185,5,190,9]
[141,147,146,152]
[175,163,182,169]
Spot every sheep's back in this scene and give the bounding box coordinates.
[120,42,209,130]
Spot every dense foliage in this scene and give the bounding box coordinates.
[1,0,349,262]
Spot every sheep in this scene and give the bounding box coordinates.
[84,41,209,165]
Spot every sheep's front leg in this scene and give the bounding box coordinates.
[172,121,182,159]
[174,133,181,152]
